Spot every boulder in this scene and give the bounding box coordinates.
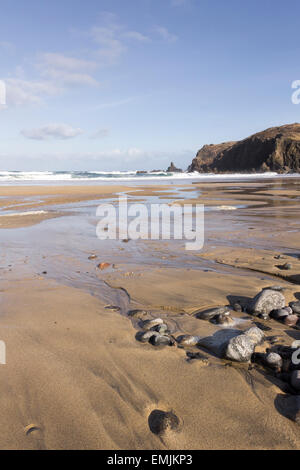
[225,326,265,362]
[249,289,285,316]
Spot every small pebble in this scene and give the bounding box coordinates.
[149,334,174,347]
[136,331,159,343]
[290,301,300,315]
[282,263,292,270]
[265,352,283,371]
[283,315,299,327]
[148,410,180,436]
[141,318,164,330]
[270,308,289,320]
[176,335,201,347]
[127,309,148,318]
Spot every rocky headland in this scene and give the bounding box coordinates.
[189,123,300,173]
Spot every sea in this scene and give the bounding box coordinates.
[0,170,299,185]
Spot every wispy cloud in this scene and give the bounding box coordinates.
[154,26,178,43]
[90,128,110,139]
[21,123,84,140]
[37,53,99,86]
[5,78,62,106]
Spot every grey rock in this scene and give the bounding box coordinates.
[198,329,240,357]
[290,301,300,314]
[265,352,283,370]
[149,334,174,347]
[127,309,148,318]
[137,331,159,343]
[225,334,256,362]
[195,306,230,320]
[249,289,285,315]
[245,326,265,344]
[211,313,234,325]
[232,302,242,312]
[270,308,290,320]
[141,318,164,330]
[152,323,169,334]
[225,326,265,362]
[291,370,300,391]
[263,285,285,292]
[176,335,201,347]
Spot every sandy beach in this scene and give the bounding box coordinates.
[0,177,300,449]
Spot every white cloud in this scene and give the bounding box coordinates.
[90,128,110,139]
[90,26,127,65]
[5,78,62,106]
[37,52,99,86]
[21,123,84,140]
[154,26,178,43]
[123,31,150,42]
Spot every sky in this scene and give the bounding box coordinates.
[1,0,300,171]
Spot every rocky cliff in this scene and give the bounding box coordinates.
[188,124,300,173]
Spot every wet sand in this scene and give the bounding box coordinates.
[0,178,300,449]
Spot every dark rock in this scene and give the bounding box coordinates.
[188,124,300,174]
[290,301,300,314]
[148,410,180,436]
[290,370,300,391]
[253,321,272,331]
[232,302,242,312]
[186,351,209,363]
[136,331,159,343]
[195,306,230,321]
[166,162,182,173]
[141,318,164,330]
[270,308,290,320]
[152,323,169,334]
[149,334,175,347]
[282,263,293,270]
[249,289,285,315]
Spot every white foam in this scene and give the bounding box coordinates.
[0,210,48,217]
[0,170,299,182]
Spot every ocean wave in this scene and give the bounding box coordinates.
[0,170,299,182]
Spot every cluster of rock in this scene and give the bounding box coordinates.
[188,123,300,173]
[130,287,300,424]
[129,310,176,347]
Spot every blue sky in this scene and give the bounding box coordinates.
[1,0,300,171]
